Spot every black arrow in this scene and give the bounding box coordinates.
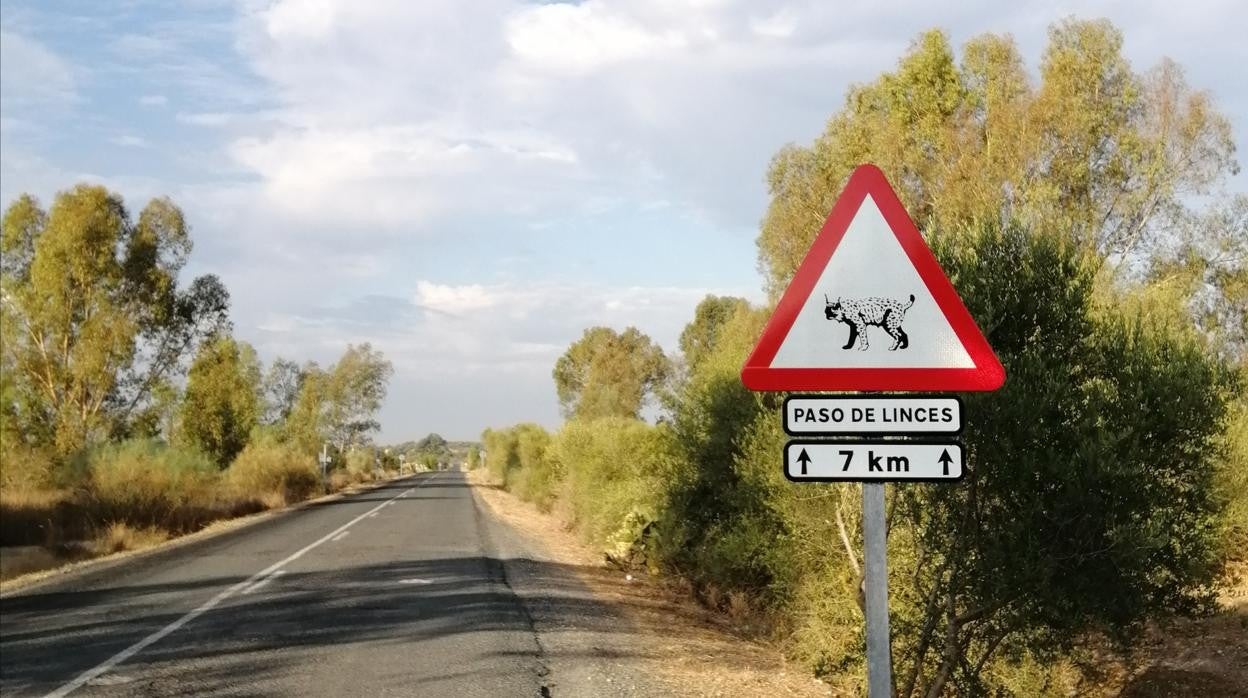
[796,448,812,476]
[938,449,954,477]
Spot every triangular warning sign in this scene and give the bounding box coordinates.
[742,164,1004,392]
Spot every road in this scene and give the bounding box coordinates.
[0,470,661,697]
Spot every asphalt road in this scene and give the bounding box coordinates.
[0,470,658,697]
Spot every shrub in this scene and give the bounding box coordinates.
[1216,388,1248,557]
[510,426,560,510]
[553,417,673,556]
[344,448,376,483]
[227,440,322,508]
[84,439,223,533]
[0,442,59,491]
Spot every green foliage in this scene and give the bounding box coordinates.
[180,335,262,467]
[757,20,1237,297]
[1216,387,1248,555]
[281,345,393,454]
[481,423,545,490]
[553,327,670,420]
[262,357,304,425]
[552,418,672,555]
[880,223,1233,696]
[227,438,322,506]
[660,301,778,584]
[466,445,481,470]
[678,295,750,372]
[344,448,377,481]
[83,439,222,532]
[511,426,559,511]
[0,186,229,458]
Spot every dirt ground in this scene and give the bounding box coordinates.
[469,469,1248,697]
[1112,565,1248,697]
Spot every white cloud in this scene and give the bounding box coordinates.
[110,134,150,148]
[750,9,797,39]
[250,279,754,403]
[177,111,234,126]
[0,31,77,108]
[414,282,501,315]
[504,1,688,75]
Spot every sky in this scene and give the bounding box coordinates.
[2,0,1245,442]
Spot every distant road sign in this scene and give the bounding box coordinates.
[785,441,963,482]
[784,395,961,436]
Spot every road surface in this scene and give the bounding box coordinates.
[0,470,662,697]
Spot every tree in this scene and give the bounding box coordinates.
[757,20,1237,297]
[678,295,750,372]
[263,357,305,425]
[324,343,393,448]
[888,223,1233,696]
[553,327,670,420]
[414,433,449,458]
[0,186,228,458]
[280,345,393,454]
[282,362,328,456]
[180,335,261,466]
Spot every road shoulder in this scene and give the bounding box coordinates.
[467,468,832,697]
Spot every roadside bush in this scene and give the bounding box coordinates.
[511,426,560,511]
[482,424,542,489]
[1216,388,1248,557]
[84,439,224,533]
[553,417,673,558]
[656,301,780,588]
[227,440,322,508]
[0,441,59,491]
[344,449,376,483]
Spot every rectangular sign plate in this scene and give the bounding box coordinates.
[784,395,961,436]
[785,440,963,482]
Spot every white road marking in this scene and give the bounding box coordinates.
[240,569,286,595]
[397,578,432,585]
[86,674,133,686]
[44,472,442,698]
[330,531,350,542]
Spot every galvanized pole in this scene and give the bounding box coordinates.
[862,482,892,697]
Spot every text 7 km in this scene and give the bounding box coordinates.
[841,449,910,473]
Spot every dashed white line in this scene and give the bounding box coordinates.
[45,472,442,698]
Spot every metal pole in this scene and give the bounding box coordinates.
[862,482,892,697]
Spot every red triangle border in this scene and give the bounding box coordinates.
[741,164,1005,393]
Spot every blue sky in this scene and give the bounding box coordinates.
[3,0,1246,441]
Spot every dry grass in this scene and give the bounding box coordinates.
[226,441,322,508]
[90,522,169,555]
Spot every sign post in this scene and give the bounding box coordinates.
[739,164,1004,697]
[318,443,330,486]
[862,482,891,696]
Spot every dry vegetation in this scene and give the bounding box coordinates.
[0,438,403,583]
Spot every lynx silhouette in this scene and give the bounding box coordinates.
[824,294,915,351]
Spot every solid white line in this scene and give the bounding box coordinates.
[44,472,440,698]
[330,531,350,542]
[240,570,285,595]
